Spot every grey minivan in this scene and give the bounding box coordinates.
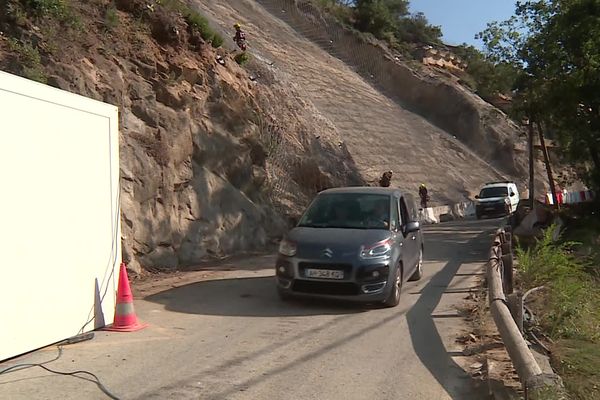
[275,187,424,307]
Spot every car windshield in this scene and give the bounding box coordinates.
[479,187,508,198]
[298,193,391,230]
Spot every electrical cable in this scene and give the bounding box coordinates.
[0,336,121,400]
[0,362,121,400]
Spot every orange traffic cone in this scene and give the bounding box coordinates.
[104,263,148,332]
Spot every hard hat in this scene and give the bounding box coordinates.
[234,23,241,29]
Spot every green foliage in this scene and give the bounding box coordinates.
[5,1,29,25]
[234,52,250,65]
[157,0,223,47]
[104,5,119,31]
[516,225,600,341]
[395,12,442,44]
[553,339,600,400]
[210,33,224,48]
[354,0,408,39]
[7,38,47,83]
[311,0,442,47]
[314,0,355,25]
[517,221,600,399]
[478,0,600,191]
[452,44,519,100]
[20,0,80,27]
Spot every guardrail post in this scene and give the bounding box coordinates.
[501,232,514,294]
[507,292,523,333]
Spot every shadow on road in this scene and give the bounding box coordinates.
[180,253,277,273]
[422,219,498,263]
[406,222,495,399]
[145,276,367,317]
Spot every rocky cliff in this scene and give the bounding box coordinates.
[0,0,363,273]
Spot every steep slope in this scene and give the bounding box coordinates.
[0,0,363,272]
[193,0,535,203]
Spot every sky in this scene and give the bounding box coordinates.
[409,0,518,48]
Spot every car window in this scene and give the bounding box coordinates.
[406,197,418,221]
[479,186,508,198]
[298,193,392,230]
[399,197,410,226]
[390,198,400,231]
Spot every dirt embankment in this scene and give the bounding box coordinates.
[0,0,363,273]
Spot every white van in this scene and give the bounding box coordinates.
[474,181,520,219]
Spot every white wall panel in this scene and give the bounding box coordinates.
[0,71,121,361]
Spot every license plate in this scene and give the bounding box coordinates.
[305,269,344,279]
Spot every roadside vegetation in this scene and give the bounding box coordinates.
[483,2,600,391]
[310,1,521,116]
[6,38,46,83]
[157,0,223,47]
[234,52,250,65]
[312,0,442,51]
[478,0,600,194]
[516,217,600,399]
[1,0,224,82]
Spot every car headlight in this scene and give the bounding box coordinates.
[278,238,297,257]
[360,239,393,259]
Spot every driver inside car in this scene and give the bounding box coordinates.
[365,200,389,228]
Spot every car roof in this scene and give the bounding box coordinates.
[482,183,513,188]
[318,186,404,197]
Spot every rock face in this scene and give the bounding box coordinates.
[0,1,363,273]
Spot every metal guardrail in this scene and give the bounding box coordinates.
[488,226,566,399]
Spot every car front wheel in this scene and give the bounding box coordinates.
[409,249,423,281]
[383,264,402,307]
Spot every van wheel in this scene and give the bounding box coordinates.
[383,264,402,307]
[409,249,423,281]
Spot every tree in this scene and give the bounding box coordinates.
[478,0,600,190]
[394,12,442,44]
[453,44,520,100]
[354,0,409,39]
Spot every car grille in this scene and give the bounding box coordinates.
[292,280,359,296]
[479,202,507,211]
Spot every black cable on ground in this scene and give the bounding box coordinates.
[0,363,121,400]
[0,333,121,400]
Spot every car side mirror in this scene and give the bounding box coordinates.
[474,195,480,199]
[404,221,420,233]
[288,217,299,227]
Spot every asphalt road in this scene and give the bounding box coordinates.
[0,219,499,400]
